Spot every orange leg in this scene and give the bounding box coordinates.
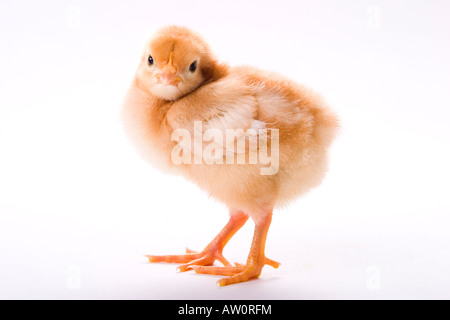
[188,212,280,286]
[145,211,249,272]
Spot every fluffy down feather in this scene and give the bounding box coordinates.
[122,26,339,221]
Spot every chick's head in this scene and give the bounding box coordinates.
[136,26,217,101]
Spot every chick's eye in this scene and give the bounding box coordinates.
[189,61,197,72]
[148,55,154,65]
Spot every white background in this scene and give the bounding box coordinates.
[1,0,449,299]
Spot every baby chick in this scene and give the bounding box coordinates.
[122,26,339,286]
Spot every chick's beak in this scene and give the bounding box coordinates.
[156,51,183,86]
[157,71,182,86]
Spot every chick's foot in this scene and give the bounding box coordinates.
[186,212,279,286]
[187,257,280,286]
[145,212,249,272]
[145,246,231,271]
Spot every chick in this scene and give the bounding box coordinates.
[122,26,339,286]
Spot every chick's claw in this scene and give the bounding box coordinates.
[187,256,280,286]
[187,265,245,276]
[178,249,233,272]
[146,246,232,272]
[145,252,201,264]
[217,265,262,287]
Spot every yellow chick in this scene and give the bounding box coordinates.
[122,26,339,286]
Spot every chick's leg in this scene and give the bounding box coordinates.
[145,211,248,271]
[188,212,280,286]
